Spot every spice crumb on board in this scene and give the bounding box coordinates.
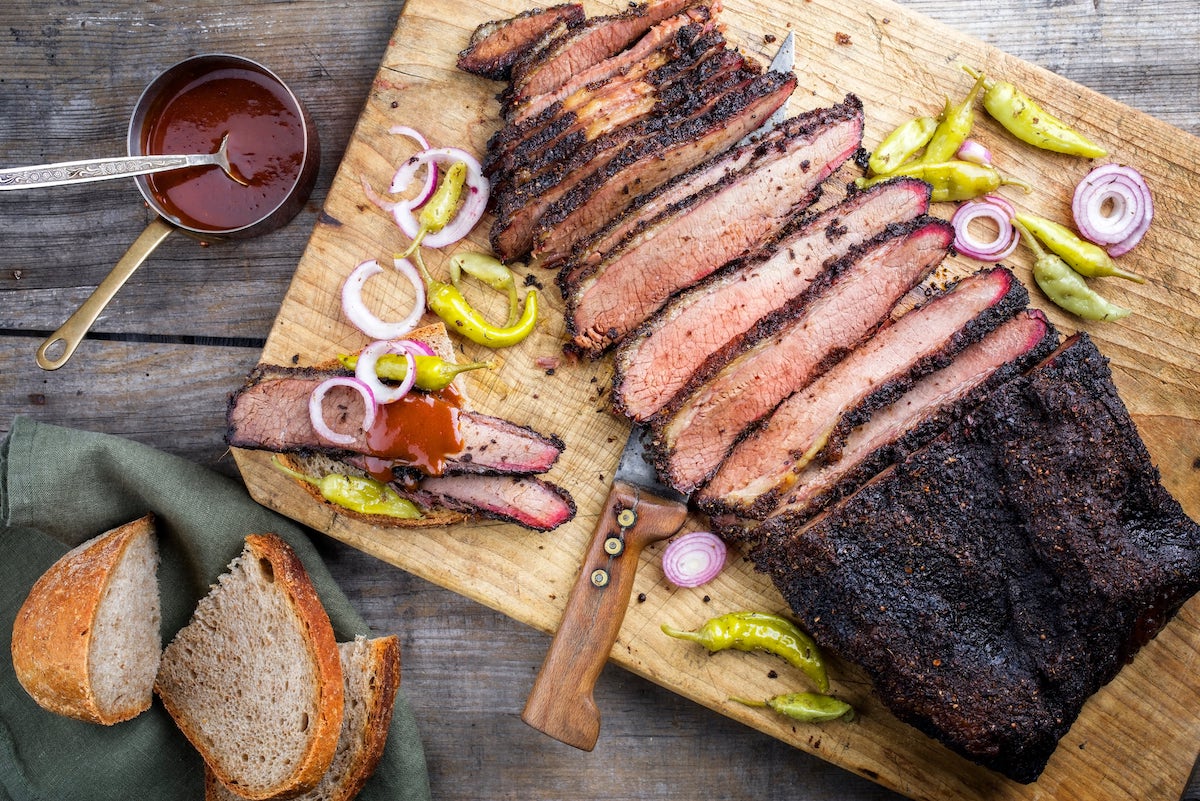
[835,32,852,45]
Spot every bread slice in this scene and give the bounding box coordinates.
[204,635,401,801]
[155,533,343,801]
[10,514,161,725]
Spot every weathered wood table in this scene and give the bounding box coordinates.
[2,1,1198,799]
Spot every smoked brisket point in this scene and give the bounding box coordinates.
[717,307,1059,549]
[402,473,578,531]
[612,177,932,422]
[504,0,701,112]
[506,3,717,124]
[750,333,1200,782]
[531,69,809,268]
[489,50,769,261]
[456,4,585,81]
[650,215,952,496]
[225,365,564,476]
[562,95,862,357]
[697,266,1029,518]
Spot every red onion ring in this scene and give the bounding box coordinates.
[1072,164,1153,256]
[956,138,992,166]
[360,127,438,216]
[354,339,421,404]
[341,258,425,341]
[951,196,1019,262]
[391,147,490,248]
[661,531,727,589]
[308,376,376,446]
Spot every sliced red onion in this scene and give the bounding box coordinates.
[354,339,420,404]
[391,147,490,248]
[956,138,992,166]
[661,531,727,589]
[951,196,1019,262]
[309,376,376,446]
[341,258,425,341]
[1072,164,1153,256]
[388,125,430,150]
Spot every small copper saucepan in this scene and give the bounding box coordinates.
[36,53,320,370]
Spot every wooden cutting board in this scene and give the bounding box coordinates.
[231,0,1200,798]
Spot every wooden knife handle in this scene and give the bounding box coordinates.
[521,479,688,750]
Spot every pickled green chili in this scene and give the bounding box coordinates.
[450,252,521,327]
[399,161,468,258]
[856,159,1029,203]
[1013,219,1130,321]
[731,692,855,724]
[920,69,988,164]
[423,267,539,348]
[338,352,495,392]
[271,456,422,519]
[868,115,937,176]
[1013,213,1145,284]
[662,611,829,693]
[963,66,1107,159]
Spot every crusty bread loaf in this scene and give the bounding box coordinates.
[204,635,401,801]
[278,321,471,528]
[155,533,343,801]
[10,514,161,725]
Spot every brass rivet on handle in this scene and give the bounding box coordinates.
[616,508,636,528]
[590,568,610,587]
[603,536,624,556]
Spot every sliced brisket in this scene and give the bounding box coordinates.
[561,95,862,356]
[403,473,577,532]
[612,177,931,422]
[649,216,952,496]
[505,0,700,111]
[225,365,564,475]
[751,333,1200,782]
[456,4,585,81]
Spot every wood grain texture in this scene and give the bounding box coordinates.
[2,1,1199,800]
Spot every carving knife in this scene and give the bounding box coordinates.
[520,31,798,752]
[739,30,796,144]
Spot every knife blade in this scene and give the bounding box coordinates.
[521,31,795,752]
[521,425,689,750]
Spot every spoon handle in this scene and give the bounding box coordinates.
[0,153,219,190]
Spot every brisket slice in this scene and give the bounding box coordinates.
[507,3,717,124]
[489,51,763,260]
[649,216,952,495]
[401,473,577,532]
[225,365,564,475]
[751,333,1200,782]
[456,4,585,81]
[562,95,862,356]
[717,307,1059,548]
[697,266,1028,518]
[531,70,808,269]
[489,25,727,186]
[505,0,700,111]
[612,177,931,422]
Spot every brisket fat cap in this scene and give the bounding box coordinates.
[611,176,933,423]
[696,263,1022,518]
[562,95,863,357]
[751,334,1200,783]
[456,4,586,81]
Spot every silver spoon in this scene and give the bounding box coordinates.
[0,133,249,190]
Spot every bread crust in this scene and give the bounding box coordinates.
[10,514,158,725]
[157,533,344,801]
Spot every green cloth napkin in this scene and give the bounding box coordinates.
[0,416,432,801]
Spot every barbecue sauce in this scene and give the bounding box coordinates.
[363,387,465,476]
[140,63,306,231]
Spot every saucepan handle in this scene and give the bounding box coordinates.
[522,479,688,750]
[36,217,174,370]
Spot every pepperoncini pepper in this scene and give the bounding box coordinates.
[399,161,468,258]
[856,159,1029,203]
[662,611,829,693]
[1013,213,1145,284]
[450,252,521,327]
[868,115,938,176]
[271,456,422,519]
[422,266,539,348]
[337,352,495,391]
[919,69,988,164]
[963,66,1107,159]
[731,692,855,724]
[1013,219,1131,322]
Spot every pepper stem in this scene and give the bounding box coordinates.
[660,623,705,644]
[728,696,768,708]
